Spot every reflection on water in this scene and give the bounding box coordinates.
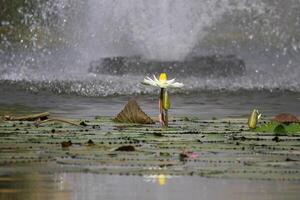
[0,173,70,200]
[1,173,299,200]
[143,174,172,186]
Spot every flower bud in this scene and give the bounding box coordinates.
[162,90,170,110]
[248,109,261,129]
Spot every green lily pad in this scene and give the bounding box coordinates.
[1,116,300,180]
[254,122,300,135]
[273,124,287,136]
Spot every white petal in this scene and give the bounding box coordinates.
[142,80,151,86]
[143,75,183,89]
[153,75,159,83]
[167,79,175,84]
[143,79,156,87]
[145,76,154,82]
[169,82,184,88]
[142,76,160,87]
[157,82,167,88]
[258,113,262,119]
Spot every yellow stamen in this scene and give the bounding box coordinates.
[159,73,167,82]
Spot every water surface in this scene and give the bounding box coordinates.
[1,173,299,200]
[0,84,299,119]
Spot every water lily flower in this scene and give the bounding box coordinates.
[189,152,199,159]
[142,73,184,127]
[142,73,184,88]
[180,149,199,161]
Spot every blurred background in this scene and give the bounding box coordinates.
[0,0,299,117]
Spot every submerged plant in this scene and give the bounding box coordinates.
[142,73,183,127]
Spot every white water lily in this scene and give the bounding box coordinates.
[142,73,183,127]
[142,73,184,88]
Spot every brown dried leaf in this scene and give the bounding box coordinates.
[114,99,154,124]
[273,113,299,123]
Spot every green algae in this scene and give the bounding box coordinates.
[0,117,300,181]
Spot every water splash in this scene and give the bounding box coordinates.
[0,0,300,96]
[77,0,266,61]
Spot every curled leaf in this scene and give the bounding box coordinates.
[114,99,154,124]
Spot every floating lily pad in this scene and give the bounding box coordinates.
[254,122,300,135]
[0,116,300,180]
[273,124,287,136]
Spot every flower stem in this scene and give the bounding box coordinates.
[159,88,168,127]
[165,109,168,127]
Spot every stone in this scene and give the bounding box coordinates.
[89,55,246,77]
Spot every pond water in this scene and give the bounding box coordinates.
[1,172,299,200]
[0,84,299,119]
[1,85,300,200]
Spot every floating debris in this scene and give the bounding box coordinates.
[80,121,88,126]
[86,139,95,146]
[272,136,280,142]
[115,145,135,151]
[179,153,189,162]
[61,140,72,148]
[3,112,49,121]
[1,112,83,128]
[286,157,298,162]
[37,118,82,127]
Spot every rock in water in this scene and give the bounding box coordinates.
[89,55,245,77]
[114,99,154,124]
